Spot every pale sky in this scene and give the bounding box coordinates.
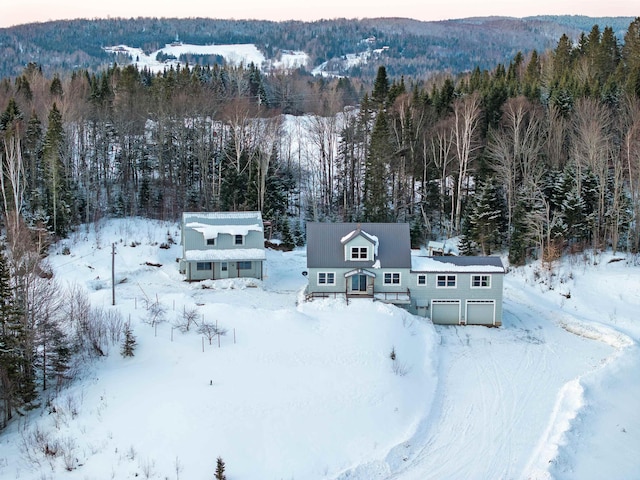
[1,0,637,28]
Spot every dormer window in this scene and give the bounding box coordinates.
[206,238,216,246]
[350,246,368,260]
[235,234,244,245]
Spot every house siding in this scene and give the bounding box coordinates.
[308,267,411,295]
[408,272,503,326]
[305,222,505,326]
[181,212,265,281]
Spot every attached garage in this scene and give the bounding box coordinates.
[466,300,496,326]
[431,300,461,325]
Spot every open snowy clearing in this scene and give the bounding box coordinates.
[104,43,309,74]
[0,218,638,480]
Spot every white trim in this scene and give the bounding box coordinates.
[436,274,457,288]
[349,246,369,261]
[470,274,492,288]
[465,299,496,326]
[317,271,336,286]
[234,234,245,246]
[416,274,427,286]
[383,272,401,285]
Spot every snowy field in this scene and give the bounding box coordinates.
[104,43,309,74]
[0,218,638,480]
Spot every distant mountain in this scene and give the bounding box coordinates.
[0,16,635,79]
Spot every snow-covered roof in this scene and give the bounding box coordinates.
[340,228,380,256]
[183,211,262,222]
[186,222,263,240]
[184,248,266,262]
[411,255,504,273]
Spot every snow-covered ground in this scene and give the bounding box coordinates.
[104,43,309,74]
[0,218,638,480]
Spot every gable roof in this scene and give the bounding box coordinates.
[411,255,505,273]
[182,211,264,239]
[306,222,411,269]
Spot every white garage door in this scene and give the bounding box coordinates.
[431,300,461,325]
[466,300,496,325]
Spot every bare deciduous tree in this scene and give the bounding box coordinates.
[487,96,545,233]
[451,92,482,234]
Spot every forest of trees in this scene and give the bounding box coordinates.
[1,17,640,430]
[3,16,633,79]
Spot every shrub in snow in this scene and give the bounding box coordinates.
[198,322,227,345]
[215,456,226,480]
[121,322,137,357]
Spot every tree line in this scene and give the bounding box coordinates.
[1,17,640,430]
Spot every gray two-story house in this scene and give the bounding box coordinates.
[306,222,413,303]
[305,222,505,326]
[180,211,266,281]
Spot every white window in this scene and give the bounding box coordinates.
[417,274,427,286]
[196,262,212,271]
[384,272,401,285]
[234,234,244,245]
[206,238,215,246]
[471,275,491,288]
[350,246,368,260]
[318,272,336,285]
[436,275,456,288]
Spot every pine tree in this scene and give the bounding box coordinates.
[279,217,295,251]
[0,243,21,428]
[371,66,389,108]
[42,103,72,237]
[363,109,391,222]
[121,322,136,358]
[464,181,507,255]
[214,456,226,480]
[509,196,531,266]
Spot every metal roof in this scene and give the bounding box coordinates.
[306,222,411,268]
[411,255,505,273]
[182,211,263,226]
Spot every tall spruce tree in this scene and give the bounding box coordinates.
[363,109,392,222]
[371,66,390,108]
[0,243,20,428]
[42,103,72,236]
[463,181,507,255]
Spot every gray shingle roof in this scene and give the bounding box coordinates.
[306,222,411,268]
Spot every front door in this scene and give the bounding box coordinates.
[351,274,368,293]
[220,262,229,279]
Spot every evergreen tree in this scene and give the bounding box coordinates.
[278,216,295,251]
[214,457,226,480]
[371,66,390,108]
[363,109,391,222]
[409,215,425,249]
[292,221,305,247]
[121,322,136,358]
[42,103,72,237]
[464,181,507,255]
[49,74,64,98]
[509,195,532,266]
[0,243,21,428]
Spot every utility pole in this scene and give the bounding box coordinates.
[112,243,116,305]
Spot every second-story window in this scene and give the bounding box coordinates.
[436,275,457,288]
[206,238,215,246]
[350,246,368,260]
[235,234,244,245]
